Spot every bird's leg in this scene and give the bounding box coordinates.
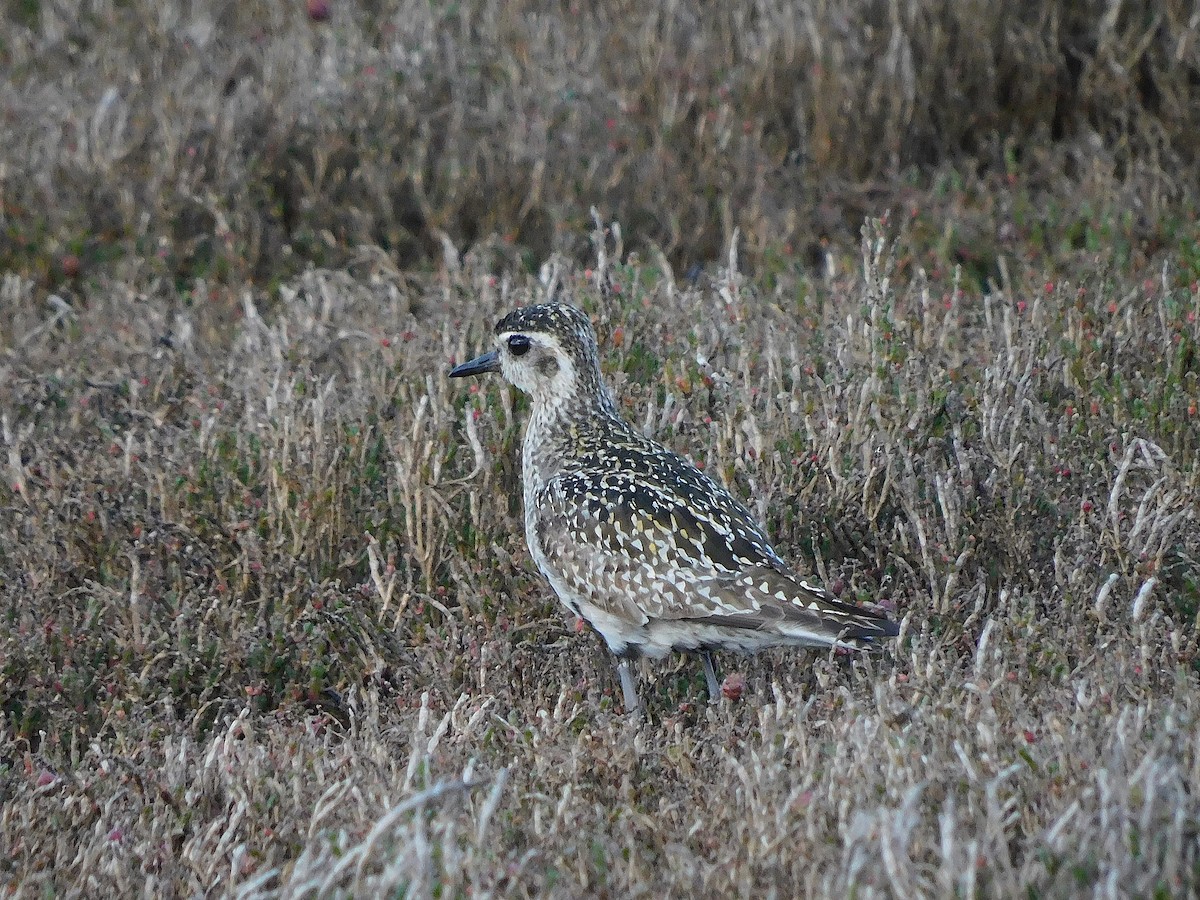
[616,658,642,716]
[701,651,721,701]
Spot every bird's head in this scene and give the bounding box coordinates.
[449,304,610,413]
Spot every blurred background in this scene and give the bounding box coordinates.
[3,0,1197,291]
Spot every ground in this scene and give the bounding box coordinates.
[2,2,1199,897]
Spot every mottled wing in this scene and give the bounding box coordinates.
[533,462,895,642]
[701,565,898,644]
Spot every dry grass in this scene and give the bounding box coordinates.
[3,219,1198,896]
[3,1,1200,897]
[2,0,1198,280]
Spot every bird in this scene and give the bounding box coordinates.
[449,303,898,714]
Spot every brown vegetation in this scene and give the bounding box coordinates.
[2,0,1198,281]
[2,1,1199,896]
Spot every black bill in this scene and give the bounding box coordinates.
[449,349,500,378]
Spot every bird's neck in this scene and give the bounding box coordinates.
[521,386,622,491]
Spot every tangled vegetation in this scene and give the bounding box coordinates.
[2,0,1198,896]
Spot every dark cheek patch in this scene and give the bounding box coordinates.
[535,355,559,377]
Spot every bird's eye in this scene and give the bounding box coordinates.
[507,334,531,357]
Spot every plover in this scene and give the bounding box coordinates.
[450,303,898,713]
